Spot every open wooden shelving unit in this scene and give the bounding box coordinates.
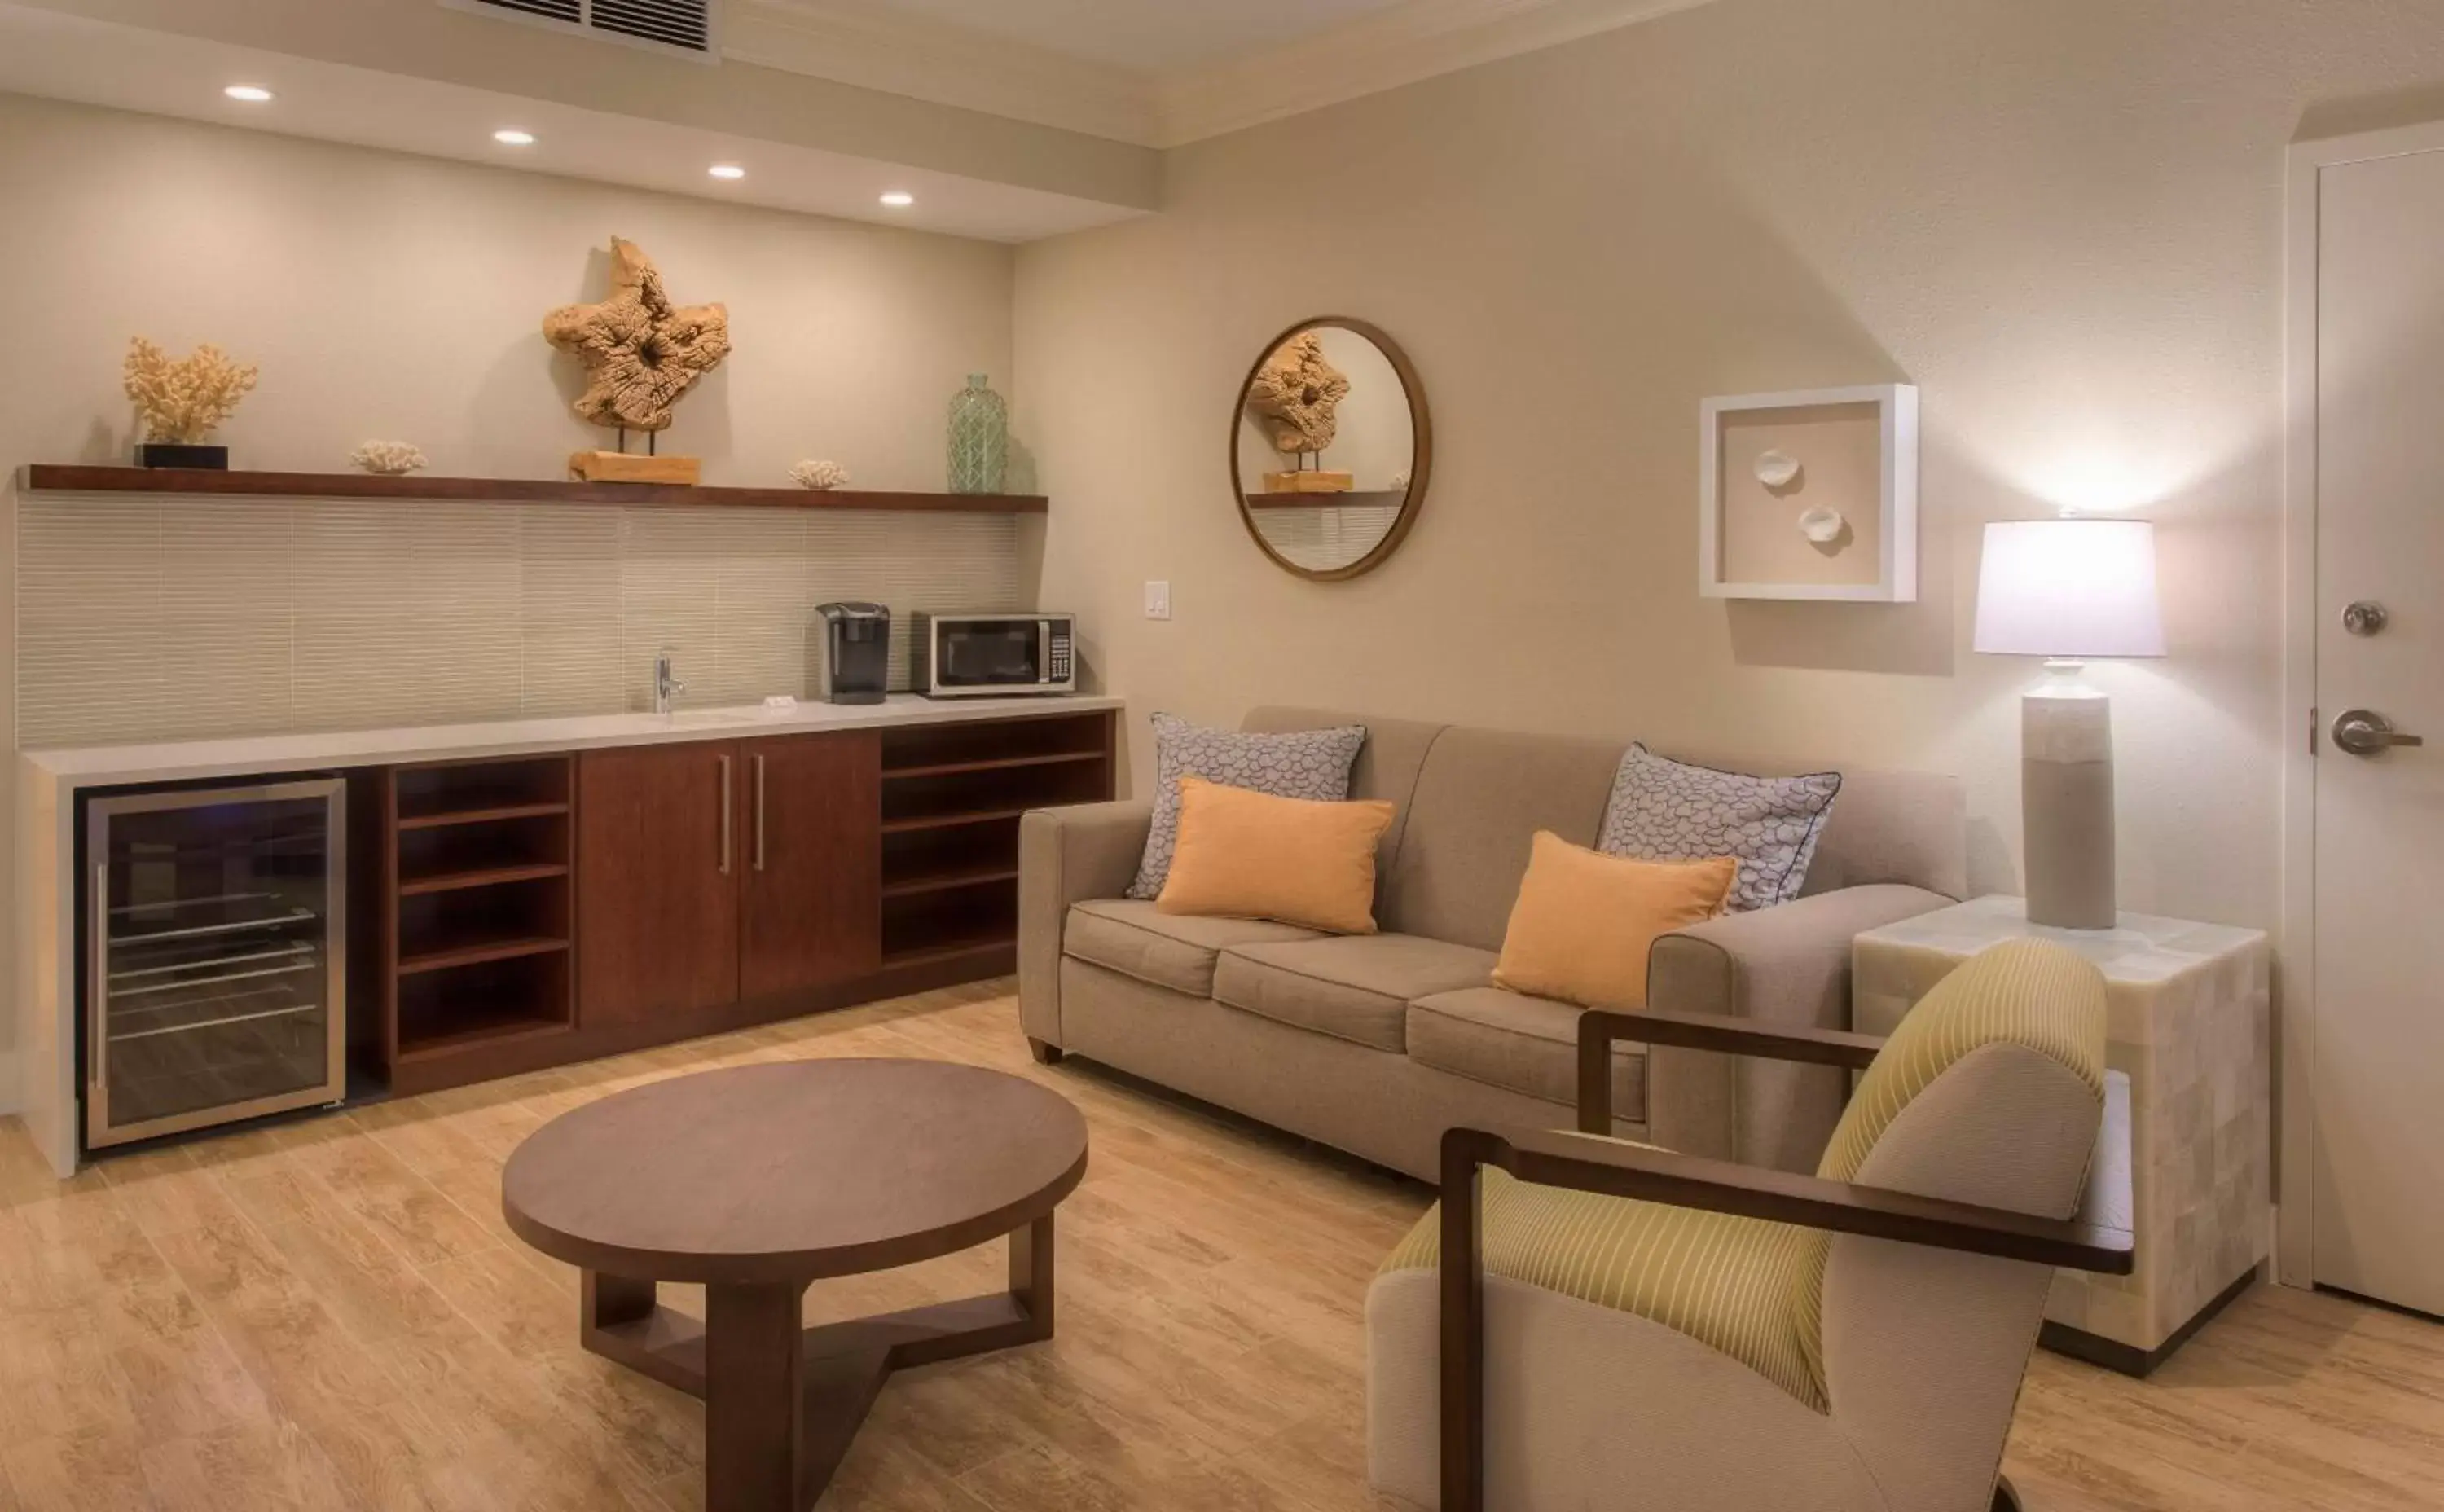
[877,710,1115,974]
[20,465,1047,515]
[371,756,578,1088]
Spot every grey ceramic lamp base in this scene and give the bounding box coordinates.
[2022,686,2117,930]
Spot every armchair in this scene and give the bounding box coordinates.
[1367,939,2134,1512]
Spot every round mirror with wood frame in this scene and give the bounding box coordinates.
[1230,316,1432,582]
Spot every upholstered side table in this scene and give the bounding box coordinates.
[1853,894,2268,1376]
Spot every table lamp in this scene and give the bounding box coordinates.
[1973,518,2165,930]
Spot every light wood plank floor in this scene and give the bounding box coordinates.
[1,982,2437,1510]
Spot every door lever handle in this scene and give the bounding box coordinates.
[2332,709,2424,757]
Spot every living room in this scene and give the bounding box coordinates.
[1,0,2438,1507]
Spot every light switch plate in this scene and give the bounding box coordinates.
[1144,581,1171,620]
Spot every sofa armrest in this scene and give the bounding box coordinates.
[1644,884,1953,1171]
[1018,800,1154,1051]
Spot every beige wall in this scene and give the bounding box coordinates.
[1017,0,2444,930]
[0,92,1029,1106]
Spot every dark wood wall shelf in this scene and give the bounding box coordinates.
[1242,489,1405,510]
[20,464,1048,515]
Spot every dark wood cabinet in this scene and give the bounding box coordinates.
[578,742,742,1026]
[358,708,1114,1097]
[739,732,881,1000]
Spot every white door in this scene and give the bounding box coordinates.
[2312,141,2444,1317]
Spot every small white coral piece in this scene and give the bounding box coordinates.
[125,337,258,444]
[1754,450,1801,488]
[790,459,851,490]
[351,441,429,476]
[1797,504,1846,543]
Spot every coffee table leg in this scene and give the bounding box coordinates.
[586,1271,657,1330]
[1010,1213,1055,1341]
[706,1281,807,1512]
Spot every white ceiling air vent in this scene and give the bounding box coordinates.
[443,0,719,60]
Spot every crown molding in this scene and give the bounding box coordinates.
[727,0,1158,145]
[1153,0,1721,147]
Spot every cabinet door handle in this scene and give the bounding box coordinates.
[753,753,767,872]
[718,754,733,876]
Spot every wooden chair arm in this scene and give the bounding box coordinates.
[1577,1006,1887,1134]
[1441,1073,2133,1512]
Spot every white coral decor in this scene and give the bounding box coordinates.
[789,459,851,490]
[350,441,429,476]
[124,336,258,444]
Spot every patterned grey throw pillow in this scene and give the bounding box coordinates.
[1596,745,1841,913]
[1125,713,1369,900]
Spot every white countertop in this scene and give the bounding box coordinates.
[21,693,1125,789]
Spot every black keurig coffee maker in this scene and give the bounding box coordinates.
[815,603,890,705]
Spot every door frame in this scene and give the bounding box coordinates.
[2278,117,2444,1288]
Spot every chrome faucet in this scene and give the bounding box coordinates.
[654,647,686,715]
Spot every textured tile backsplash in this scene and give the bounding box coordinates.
[16,496,1025,749]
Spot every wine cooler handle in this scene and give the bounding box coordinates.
[719,754,734,876]
[753,754,768,873]
[88,863,109,1130]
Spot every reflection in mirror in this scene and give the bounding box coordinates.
[1232,319,1429,581]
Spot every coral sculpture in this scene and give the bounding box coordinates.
[350,441,429,476]
[123,337,258,444]
[543,237,731,433]
[789,459,851,490]
[1244,331,1351,455]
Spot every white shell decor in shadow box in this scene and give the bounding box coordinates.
[790,459,851,490]
[1698,384,1919,603]
[350,441,428,476]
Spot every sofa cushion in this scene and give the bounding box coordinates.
[1158,777,1397,934]
[1378,726,1627,951]
[1598,745,1842,913]
[1063,899,1320,997]
[1213,934,1497,1053]
[1125,713,1368,899]
[1408,987,1646,1123]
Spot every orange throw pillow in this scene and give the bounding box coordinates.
[1492,830,1737,1010]
[1156,776,1397,934]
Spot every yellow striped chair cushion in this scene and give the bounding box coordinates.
[1380,1163,1828,1410]
[1790,936,2107,1394]
[1384,939,2106,1412]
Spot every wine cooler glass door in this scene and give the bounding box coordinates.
[87,779,347,1149]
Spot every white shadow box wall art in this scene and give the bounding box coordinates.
[1699,384,1918,602]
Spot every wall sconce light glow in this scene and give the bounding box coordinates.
[708,163,746,180]
[879,191,915,208]
[493,129,536,147]
[222,85,274,103]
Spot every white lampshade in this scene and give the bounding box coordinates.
[1973,519,2165,659]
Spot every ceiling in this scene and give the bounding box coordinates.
[0,0,1716,240]
[0,2,1147,242]
[835,0,1414,73]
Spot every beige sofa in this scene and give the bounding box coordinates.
[1018,708,1967,1180]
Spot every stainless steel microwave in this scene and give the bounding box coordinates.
[912,612,1078,697]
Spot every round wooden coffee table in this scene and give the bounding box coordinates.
[501,1058,1089,1511]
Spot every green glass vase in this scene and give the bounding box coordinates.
[947,373,1009,494]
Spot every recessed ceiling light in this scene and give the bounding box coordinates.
[879,191,915,208]
[223,85,274,103]
[708,163,745,180]
[493,129,536,147]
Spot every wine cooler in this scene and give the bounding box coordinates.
[85,778,348,1151]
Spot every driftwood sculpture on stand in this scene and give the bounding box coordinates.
[1244,329,1354,494]
[544,237,731,483]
